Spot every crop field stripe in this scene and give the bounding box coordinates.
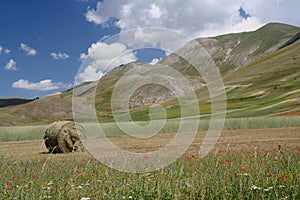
[0,116,299,142]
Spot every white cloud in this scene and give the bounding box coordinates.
[12,79,70,91]
[4,49,10,54]
[20,43,37,56]
[85,0,300,38]
[4,59,17,71]
[0,45,10,54]
[77,42,137,83]
[82,0,300,83]
[77,65,104,83]
[198,17,262,37]
[149,57,162,65]
[149,4,162,19]
[241,0,300,27]
[50,52,70,60]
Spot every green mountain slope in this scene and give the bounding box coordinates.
[0,22,299,125]
[224,39,300,117]
[162,22,299,76]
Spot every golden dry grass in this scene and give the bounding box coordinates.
[1,127,299,161]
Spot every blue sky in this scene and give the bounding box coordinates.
[0,0,299,98]
[0,0,120,98]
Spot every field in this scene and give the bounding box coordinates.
[0,119,300,199]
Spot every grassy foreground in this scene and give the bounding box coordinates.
[0,126,299,199]
[0,145,299,199]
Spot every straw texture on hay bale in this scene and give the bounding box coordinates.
[44,121,86,153]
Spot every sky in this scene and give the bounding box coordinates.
[0,0,299,99]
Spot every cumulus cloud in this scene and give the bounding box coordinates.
[82,0,300,82]
[4,59,17,71]
[12,79,70,91]
[149,57,162,65]
[20,43,37,56]
[241,0,300,27]
[198,17,262,37]
[77,65,105,83]
[50,52,70,60]
[85,0,300,38]
[4,49,10,54]
[0,45,10,54]
[77,42,137,83]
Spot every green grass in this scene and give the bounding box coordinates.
[0,145,299,199]
[0,125,47,141]
[1,117,300,141]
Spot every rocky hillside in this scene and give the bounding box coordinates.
[162,22,299,75]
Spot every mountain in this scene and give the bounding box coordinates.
[0,22,299,125]
[162,22,299,75]
[224,38,300,117]
[0,94,73,126]
[0,98,35,108]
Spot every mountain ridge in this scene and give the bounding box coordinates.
[1,22,299,125]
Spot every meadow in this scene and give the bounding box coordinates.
[1,116,300,141]
[0,117,299,199]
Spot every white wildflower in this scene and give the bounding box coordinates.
[81,198,91,200]
[263,187,273,192]
[185,181,191,187]
[279,197,288,200]
[251,185,261,190]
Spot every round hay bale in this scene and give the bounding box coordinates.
[44,121,86,153]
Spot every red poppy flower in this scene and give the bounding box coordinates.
[279,175,286,180]
[268,172,272,176]
[241,166,246,171]
[34,174,39,181]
